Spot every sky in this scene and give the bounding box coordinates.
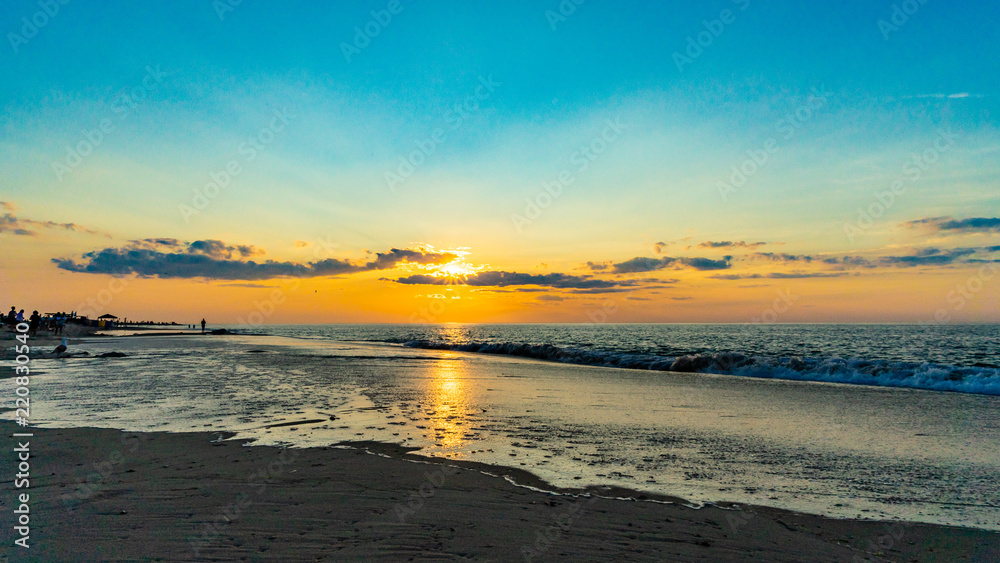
[1,0,999,324]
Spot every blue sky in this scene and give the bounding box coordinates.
[2,1,999,322]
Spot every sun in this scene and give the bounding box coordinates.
[435,262,476,278]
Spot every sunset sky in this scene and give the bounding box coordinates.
[2,1,998,323]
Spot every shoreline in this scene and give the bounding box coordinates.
[5,423,998,561]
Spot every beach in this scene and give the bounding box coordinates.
[8,424,999,561]
[3,327,1000,560]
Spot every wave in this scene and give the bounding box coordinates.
[402,340,1000,395]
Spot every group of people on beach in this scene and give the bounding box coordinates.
[5,307,71,336]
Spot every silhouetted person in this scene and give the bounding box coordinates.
[201,318,206,334]
[6,306,15,326]
[16,309,24,323]
[28,311,40,336]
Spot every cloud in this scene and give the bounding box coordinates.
[709,272,847,280]
[363,248,457,269]
[653,241,670,254]
[53,240,456,280]
[187,239,266,259]
[822,256,876,268]
[698,240,766,250]
[390,270,630,290]
[904,216,1000,233]
[588,255,732,274]
[876,247,978,267]
[294,240,309,248]
[606,257,674,273]
[0,201,16,211]
[749,252,813,263]
[537,295,565,301]
[677,257,732,270]
[1,211,103,237]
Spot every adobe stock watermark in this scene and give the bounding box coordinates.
[926,262,999,324]
[179,108,295,222]
[545,0,587,31]
[521,496,597,562]
[188,448,300,558]
[212,0,245,21]
[751,288,797,324]
[340,0,410,63]
[673,0,750,72]
[718,86,830,201]
[59,433,149,512]
[75,277,130,319]
[843,128,958,242]
[392,464,460,522]
[852,522,906,563]
[877,0,930,41]
[385,74,501,191]
[511,117,627,233]
[585,299,618,324]
[51,65,168,182]
[7,0,70,54]
[235,236,339,329]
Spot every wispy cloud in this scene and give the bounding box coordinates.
[709,272,848,280]
[904,216,1000,233]
[0,207,104,237]
[587,255,732,274]
[389,271,631,290]
[698,240,766,250]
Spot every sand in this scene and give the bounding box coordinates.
[4,423,998,562]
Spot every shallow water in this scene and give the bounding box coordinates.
[5,332,1000,532]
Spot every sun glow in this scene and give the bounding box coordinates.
[434,262,477,278]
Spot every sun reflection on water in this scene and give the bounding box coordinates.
[426,353,471,452]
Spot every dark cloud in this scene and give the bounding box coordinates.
[678,256,732,270]
[588,256,732,274]
[53,240,455,280]
[364,248,457,269]
[653,241,670,254]
[390,271,629,290]
[749,252,813,263]
[698,241,766,250]
[876,247,978,267]
[187,239,266,259]
[709,272,846,280]
[537,295,565,301]
[822,256,876,268]
[607,257,674,273]
[904,216,1000,233]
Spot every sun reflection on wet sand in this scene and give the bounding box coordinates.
[426,353,472,453]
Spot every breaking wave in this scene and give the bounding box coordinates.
[402,340,1000,395]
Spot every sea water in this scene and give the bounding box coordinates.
[5,323,1000,531]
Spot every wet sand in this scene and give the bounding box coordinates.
[5,423,998,561]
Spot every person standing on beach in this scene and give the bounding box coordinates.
[16,309,24,323]
[28,311,40,336]
[201,318,206,334]
[6,306,15,326]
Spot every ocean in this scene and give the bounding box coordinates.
[6,323,1000,531]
